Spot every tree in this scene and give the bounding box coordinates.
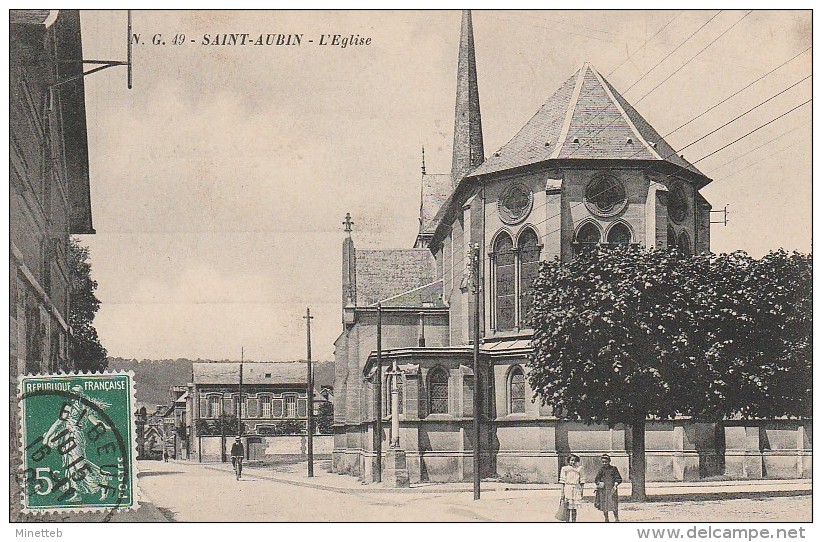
[527,246,811,501]
[68,238,107,372]
[314,402,334,434]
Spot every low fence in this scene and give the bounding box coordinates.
[194,435,333,463]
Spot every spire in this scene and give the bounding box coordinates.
[451,9,485,185]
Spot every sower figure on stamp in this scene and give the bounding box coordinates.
[559,454,584,522]
[595,454,622,522]
[42,385,113,502]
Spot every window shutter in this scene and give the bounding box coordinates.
[272,398,284,417]
[223,396,233,416]
[297,398,308,418]
[247,398,258,418]
[199,397,207,418]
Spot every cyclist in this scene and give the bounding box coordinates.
[230,437,244,480]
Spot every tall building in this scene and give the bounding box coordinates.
[332,11,810,484]
[10,10,94,376]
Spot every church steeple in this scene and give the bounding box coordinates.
[450,9,485,185]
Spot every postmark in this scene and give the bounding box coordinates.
[18,372,137,514]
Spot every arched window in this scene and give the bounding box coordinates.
[494,233,516,331]
[428,367,449,415]
[678,231,691,256]
[518,229,541,325]
[606,223,632,245]
[574,222,601,255]
[667,226,677,250]
[208,395,221,419]
[509,366,526,414]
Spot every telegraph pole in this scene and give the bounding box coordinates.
[375,302,383,482]
[471,243,481,500]
[238,347,243,440]
[304,307,315,477]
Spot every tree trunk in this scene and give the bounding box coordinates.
[630,419,647,502]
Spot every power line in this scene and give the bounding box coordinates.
[620,11,723,97]
[633,11,754,105]
[676,74,810,155]
[663,46,812,139]
[693,99,811,164]
[605,11,684,77]
[705,120,810,176]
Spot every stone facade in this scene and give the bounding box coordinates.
[10,10,94,378]
[332,11,811,485]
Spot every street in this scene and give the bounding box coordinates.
[136,460,811,522]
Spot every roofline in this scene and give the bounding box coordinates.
[466,158,712,188]
[365,278,443,307]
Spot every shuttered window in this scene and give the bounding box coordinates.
[260,396,272,418]
[272,398,284,417]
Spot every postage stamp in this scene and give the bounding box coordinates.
[18,372,137,514]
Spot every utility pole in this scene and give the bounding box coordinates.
[304,307,315,477]
[238,348,243,440]
[375,302,383,482]
[471,243,481,500]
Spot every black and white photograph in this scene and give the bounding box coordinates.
[7,6,813,532]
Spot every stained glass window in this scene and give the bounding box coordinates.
[678,231,691,256]
[585,175,626,216]
[429,367,449,414]
[574,222,601,256]
[495,233,515,331]
[510,366,526,414]
[518,229,541,325]
[667,226,677,250]
[607,223,632,244]
[668,184,688,224]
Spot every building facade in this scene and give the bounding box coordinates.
[186,361,329,462]
[332,11,811,484]
[10,10,95,377]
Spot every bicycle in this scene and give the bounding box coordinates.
[231,456,243,480]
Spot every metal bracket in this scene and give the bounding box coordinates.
[710,205,729,225]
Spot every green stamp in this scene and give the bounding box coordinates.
[19,372,137,513]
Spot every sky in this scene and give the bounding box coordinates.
[75,10,812,362]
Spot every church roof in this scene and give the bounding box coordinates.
[193,362,307,385]
[468,63,709,183]
[355,249,437,307]
[419,173,452,234]
[369,279,445,308]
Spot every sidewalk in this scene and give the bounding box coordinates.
[199,459,812,498]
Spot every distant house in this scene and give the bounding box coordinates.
[186,361,329,462]
[163,386,188,459]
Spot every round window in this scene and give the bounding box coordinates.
[584,174,627,217]
[668,184,688,224]
[497,183,533,225]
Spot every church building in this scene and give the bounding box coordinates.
[332,11,810,484]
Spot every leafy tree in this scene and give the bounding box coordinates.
[527,246,811,501]
[68,238,107,372]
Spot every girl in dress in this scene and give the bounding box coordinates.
[559,453,584,522]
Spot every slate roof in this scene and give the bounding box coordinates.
[468,63,708,182]
[193,362,307,385]
[355,249,437,307]
[371,279,446,308]
[419,173,452,234]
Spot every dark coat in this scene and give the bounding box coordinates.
[230,442,244,457]
[595,464,622,512]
